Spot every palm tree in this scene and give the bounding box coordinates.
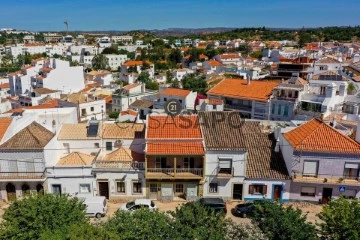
[91,54,109,70]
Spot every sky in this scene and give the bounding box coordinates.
[0,0,359,31]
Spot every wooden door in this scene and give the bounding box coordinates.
[98,182,109,199]
[273,185,282,201]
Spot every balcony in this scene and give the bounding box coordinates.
[146,168,203,179]
[292,173,359,185]
[216,167,234,178]
[94,161,145,170]
[0,171,46,180]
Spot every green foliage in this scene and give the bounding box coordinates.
[155,61,169,71]
[170,202,228,240]
[140,61,150,70]
[102,47,118,55]
[166,70,173,83]
[167,48,183,66]
[181,74,208,94]
[137,72,159,90]
[92,54,109,70]
[250,201,317,240]
[108,111,120,119]
[317,197,360,240]
[249,50,263,60]
[348,82,357,94]
[104,208,173,240]
[0,194,88,240]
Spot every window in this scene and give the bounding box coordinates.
[271,104,275,114]
[218,158,232,174]
[277,105,281,115]
[63,143,70,153]
[303,160,319,177]
[132,182,142,194]
[343,163,359,179]
[300,186,316,197]
[175,184,184,193]
[163,97,167,102]
[155,157,166,168]
[248,184,267,195]
[94,143,100,148]
[90,107,94,112]
[106,142,112,151]
[179,99,182,104]
[116,181,125,193]
[183,157,194,169]
[284,105,289,116]
[79,184,91,193]
[209,182,218,193]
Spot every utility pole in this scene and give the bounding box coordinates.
[64,19,69,35]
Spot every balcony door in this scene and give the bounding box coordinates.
[156,157,167,169]
[184,157,195,169]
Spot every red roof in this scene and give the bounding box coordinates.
[123,60,153,67]
[0,83,10,89]
[207,60,222,67]
[0,118,13,141]
[147,142,204,155]
[147,116,201,139]
[123,83,141,91]
[161,88,191,97]
[284,119,360,154]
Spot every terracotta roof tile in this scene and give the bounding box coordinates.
[161,88,191,97]
[123,83,141,90]
[0,121,55,150]
[0,118,13,141]
[103,147,144,162]
[284,119,360,154]
[207,60,222,67]
[244,122,289,179]
[34,88,59,95]
[312,71,346,81]
[26,99,60,109]
[129,99,153,108]
[147,116,201,139]
[58,123,101,140]
[199,112,246,151]
[120,109,138,117]
[147,142,204,155]
[102,123,145,139]
[57,152,95,166]
[0,83,10,89]
[122,60,153,67]
[208,78,280,102]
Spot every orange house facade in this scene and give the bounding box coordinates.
[145,115,205,200]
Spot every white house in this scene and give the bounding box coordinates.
[120,60,155,84]
[157,87,197,110]
[104,54,128,71]
[86,70,114,86]
[199,112,247,200]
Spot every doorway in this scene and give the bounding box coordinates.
[149,183,158,199]
[36,184,44,194]
[52,184,62,195]
[174,183,185,198]
[273,185,283,201]
[322,188,333,204]
[98,182,109,199]
[232,184,243,200]
[6,183,16,201]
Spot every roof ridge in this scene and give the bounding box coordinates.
[295,119,323,149]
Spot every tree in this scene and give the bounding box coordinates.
[140,61,150,71]
[249,50,263,60]
[170,201,228,240]
[250,201,317,240]
[104,208,173,240]
[137,72,159,90]
[226,222,267,240]
[108,111,120,119]
[102,47,118,55]
[168,48,182,66]
[181,74,208,94]
[0,194,88,240]
[348,82,357,94]
[92,54,109,70]
[166,70,174,83]
[317,197,360,240]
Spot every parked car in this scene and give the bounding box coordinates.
[81,196,108,218]
[233,200,266,218]
[198,197,227,214]
[233,202,254,218]
[120,199,157,211]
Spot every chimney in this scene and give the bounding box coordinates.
[274,126,281,140]
[274,138,280,152]
[141,83,146,93]
[356,116,360,144]
[247,77,250,85]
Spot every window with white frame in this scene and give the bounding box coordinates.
[116,181,126,193]
[343,163,359,179]
[303,160,319,177]
[79,184,91,193]
[218,158,232,174]
[209,182,218,193]
[300,186,316,197]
